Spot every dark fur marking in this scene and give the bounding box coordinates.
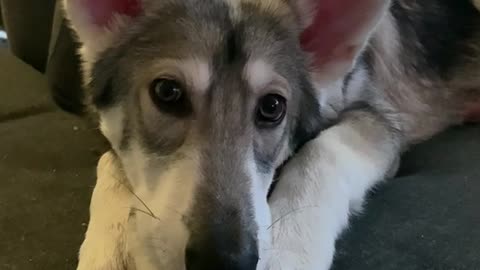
[357,46,374,78]
[342,70,355,98]
[89,43,132,109]
[289,78,325,153]
[225,29,239,64]
[391,0,480,78]
[89,73,117,109]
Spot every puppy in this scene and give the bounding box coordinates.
[63,0,480,269]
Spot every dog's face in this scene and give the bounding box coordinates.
[65,0,389,268]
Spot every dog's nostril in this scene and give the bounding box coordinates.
[185,241,259,270]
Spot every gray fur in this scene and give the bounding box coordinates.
[332,0,480,147]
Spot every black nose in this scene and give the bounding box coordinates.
[185,236,259,270]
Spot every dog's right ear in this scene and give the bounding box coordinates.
[63,0,145,60]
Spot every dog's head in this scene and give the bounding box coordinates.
[64,0,388,269]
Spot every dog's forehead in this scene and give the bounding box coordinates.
[223,0,291,17]
[102,0,302,95]
[167,0,292,20]
[91,0,305,114]
[133,0,296,60]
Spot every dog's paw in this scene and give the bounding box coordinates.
[258,200,337,270]
[77,255,127,270]
[96,151,125,181]
[77,151,134,270]
[77,196,133,270]
[77,237,131,270]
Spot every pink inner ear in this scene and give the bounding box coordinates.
[83,0,142,26]
[300,0,376,67]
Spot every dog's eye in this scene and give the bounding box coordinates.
[150,79,183,104]
[149,79,192,117]
[256,94,287,128]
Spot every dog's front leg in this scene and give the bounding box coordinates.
[77,151,134,270]
[261,110,401,270]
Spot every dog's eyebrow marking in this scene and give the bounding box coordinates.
[244,59,283,93]
[244,59,273,90]
[225,30,239,64]
[179,59,212,94]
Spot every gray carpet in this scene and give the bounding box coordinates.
[333,124,480,270]
[0,112,106,269]
[0,49,107,269]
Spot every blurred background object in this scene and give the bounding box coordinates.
[0,3,7,47]
[0,0,85,115]
[0,0,56,72]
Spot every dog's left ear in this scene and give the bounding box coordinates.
[63,0,145,59]
[296,0,391,85]
[290,1,391,147]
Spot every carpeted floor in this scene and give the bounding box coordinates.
[0,48,107,269]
